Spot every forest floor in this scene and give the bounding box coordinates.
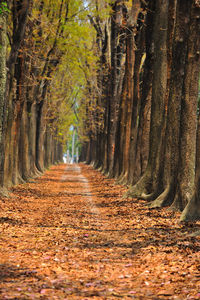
[0,164,200,300]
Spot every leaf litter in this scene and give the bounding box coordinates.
[0,163,200,299]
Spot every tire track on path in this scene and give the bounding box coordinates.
[61,164,103,229]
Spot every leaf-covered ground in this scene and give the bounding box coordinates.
[0,163,200,299]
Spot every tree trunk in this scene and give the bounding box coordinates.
[0,7,8,193]
[180,109,200,221]
[28,101,42,177]
[3,0,30,187]
[148,0,181,208]
[119,27,135,184]
[127,22,146,184]
[107,1,126,177]
[19,101,31,181]
[44,125,53,168]
[178,2,200,219]
[130,0,155,185]
[125,0,169,199]
[36,101,47,172]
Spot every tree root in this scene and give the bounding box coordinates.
[116,172,128,185]
[34,168,43,177]
[148,185,172,208]
[187,230,200,237]
[168,193,183,212]
[180,196,200,222]
[0,187,10,198]
[123,172,151,199]
[94,160,103,171]
[141,190,161,201]
[115,172,125,184]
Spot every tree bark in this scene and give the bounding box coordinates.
[36,100,47,172]
[3,0,30,187]
[167,1,198,212]
[107,1,126,177]
[125,0,169,200]
[0,5,8,194]
[179,2,200,220]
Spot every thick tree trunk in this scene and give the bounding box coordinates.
[171,7,199,212]
[149,1,199,212]
[0,9,8,194]
[79,142,87,162]
[3,0,30,188]
[57,142,63,163]
[12,48,27,185]
[117,70,129,180]
[86,135,93,165]
[111,1,142,183]
[36,101,47,172]
[93,132,103,169]
[12,103,25,185]
[180,110,200,221]
[125,0,169,199]
[44,126,53,168]
[27,101,42,177]
[119,27,135,184]
[131,1,156,185]
[148,0,182,208]
[178,2,200,219]
[112,91,123,178]
[107,1,126,177]
[3,108,13,187]
[19,101,31,181]
[127,22,146,184]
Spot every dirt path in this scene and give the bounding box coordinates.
[0,164,200,299]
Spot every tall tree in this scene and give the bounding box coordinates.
[179,1,200,220]
[0,0,8,193]
[146,0,200,215]
[126,0,169,199]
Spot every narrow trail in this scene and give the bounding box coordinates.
[62,165,101,221]
[0,164,200,299]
